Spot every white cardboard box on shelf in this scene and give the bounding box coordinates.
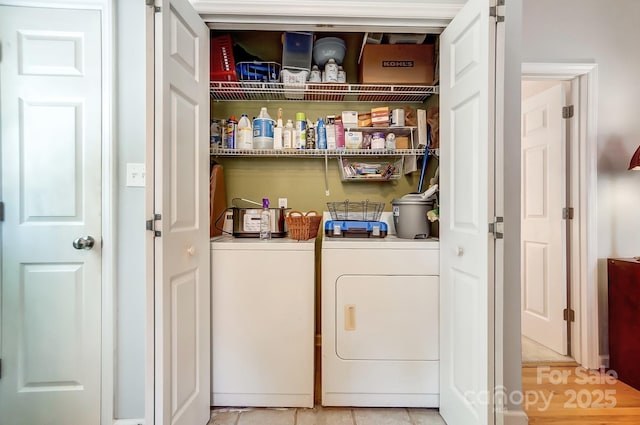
[341,111,358,127]
[417,108,427,147]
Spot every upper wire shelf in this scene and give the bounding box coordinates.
[210,81,438,103]
[210,148,440,158]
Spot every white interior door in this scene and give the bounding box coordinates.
[521,83,567,355]
[0,5,102,424]
[439,0,496,423]
[153,0,210,423]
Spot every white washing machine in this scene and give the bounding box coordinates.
[321,214,440,407]
[211,236,315,407]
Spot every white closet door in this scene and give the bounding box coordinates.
[153,0,210,424]
[439,0,497,423]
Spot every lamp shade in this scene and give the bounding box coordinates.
[630,145,640,170]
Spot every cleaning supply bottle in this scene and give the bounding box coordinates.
[259,198,271,240]
[335,117,345,149]
[237,114,253,149]
[316,117,327,149]
[295,112,306,149]
[273,108,284,150]
[225,115,237,149]
[253,107,274,149]
[283,119,294,149]
[305,119,316,149]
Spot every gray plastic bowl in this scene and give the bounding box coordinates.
[312,37,346,67]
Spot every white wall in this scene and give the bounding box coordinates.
[501,0,524,416]
[522,0,640,357]
[115,0,146,418]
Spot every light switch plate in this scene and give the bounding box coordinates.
[126,163,146,187]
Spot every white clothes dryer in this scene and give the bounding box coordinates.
[321,215,440,407]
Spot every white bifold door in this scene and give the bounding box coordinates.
[439,0,499,424]
[0,5,103,425]
[151,0,211,424]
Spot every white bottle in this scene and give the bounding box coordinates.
[309,65,321,82]
[325,58,338,83]
[283,119,294,149]
[237,114,253,149]
[273,108,283,150]
[337,65,346,83]
[253,107,274,149]
[259,198,271,240]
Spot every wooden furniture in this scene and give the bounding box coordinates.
[607,257,640,390]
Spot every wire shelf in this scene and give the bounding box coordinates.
[210,81,438,103]
[210,148,438,157]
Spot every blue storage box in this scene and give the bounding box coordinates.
[236,61,281,82]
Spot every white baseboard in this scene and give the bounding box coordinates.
[113,419,144,425]
[502,409,529,425]
[599,354,610,369]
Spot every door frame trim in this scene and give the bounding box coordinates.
[100,0,115,423]
[521,62,599,369]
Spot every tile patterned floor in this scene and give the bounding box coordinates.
[209,406,445,425]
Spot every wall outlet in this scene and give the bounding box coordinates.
[126,163,146,187]
[278,198,288,208]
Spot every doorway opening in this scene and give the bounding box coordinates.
[520,63,600,370]
[520,79,575,364]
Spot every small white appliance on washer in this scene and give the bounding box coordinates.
[211,236,315,407]
[321,212,440,407]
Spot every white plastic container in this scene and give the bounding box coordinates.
[324,58,338,83]
[309,65,321,82]
[237,114,253,149]
[283,119,294,149]
[253,107,274,149]
[281,69,309,100]
[273,118,283,150]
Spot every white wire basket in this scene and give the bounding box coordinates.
[327,200,385,221]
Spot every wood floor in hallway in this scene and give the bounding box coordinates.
[523,364,640,424]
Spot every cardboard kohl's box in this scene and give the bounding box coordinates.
[359,44,435,85]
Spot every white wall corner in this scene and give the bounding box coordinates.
[113,420,144,425]
[600,354,610,369]
[502,409,529,425]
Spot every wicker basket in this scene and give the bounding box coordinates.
[286,211,322,240]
